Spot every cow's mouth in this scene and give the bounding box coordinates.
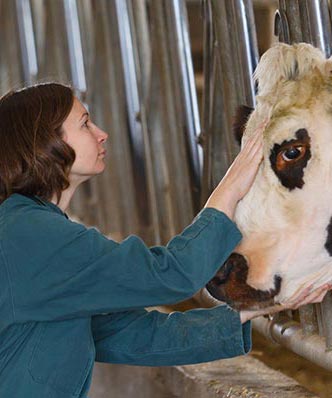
[206,253,282,311]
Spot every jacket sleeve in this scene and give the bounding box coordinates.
[91,306,251,366]
[3,206,242,322]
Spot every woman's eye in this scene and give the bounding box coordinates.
[82,120,89,128]
[281,146,304,161]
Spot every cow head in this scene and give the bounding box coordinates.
[206,43,332,310]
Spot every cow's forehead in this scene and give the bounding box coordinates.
[242,109,307,147]
[265,113,309,144]
[243,93,332,148]
[264,100,332,145]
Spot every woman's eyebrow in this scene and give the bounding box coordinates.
[79,112,89,121]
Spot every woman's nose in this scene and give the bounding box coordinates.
[96,126,108,142]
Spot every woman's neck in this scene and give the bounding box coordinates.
[51,183,78,212]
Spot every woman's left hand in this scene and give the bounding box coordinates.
[239,283,332,323]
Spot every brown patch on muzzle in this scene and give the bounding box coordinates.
[206,253,282,311]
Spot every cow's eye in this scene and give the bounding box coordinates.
[281,146,304,161]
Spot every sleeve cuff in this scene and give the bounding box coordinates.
[227,307,252,355]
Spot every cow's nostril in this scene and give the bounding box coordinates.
[274,274,282,292]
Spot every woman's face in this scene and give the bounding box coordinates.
[62,97,108,184]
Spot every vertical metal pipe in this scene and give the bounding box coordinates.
[15,0,38,84]
[171,0,203,192]
[130,0,162,243]
[145,0,197,241]
[114,0,160,243]
[320,292,332,350]
[131,0,151,101]
[277,0,303,43]
[201,0,214,202]
[114,0,141,146]
[63,0,87,97]
[304,0,332,57]
[230,0,259,108]
[201,0,259,197]
[298,305,319,336]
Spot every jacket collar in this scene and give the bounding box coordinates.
[21,194,69,219]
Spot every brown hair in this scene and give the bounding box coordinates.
[0,82,76,205]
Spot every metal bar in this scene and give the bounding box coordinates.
[147,0,196,241]
[114,0,161,242]
[298,305,319,336]
[304,0,332,57]
[114,0,148,216]
[171,0,203,193]
[200,0,214,202]
[210,0,239,175]
[201,0,259,187]
[278,0,303,43]
[114,0,141,137]
[253,315,332,371]
[315,302,325,337]
[320,292,332,350]
[231,0,258,107]
[63,0,87,96]
[131,0,151,102]
[15,0,38,84]
[130,0,162,244]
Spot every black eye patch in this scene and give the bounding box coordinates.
[269,129,311,190]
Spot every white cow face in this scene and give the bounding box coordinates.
[206,43,332,310]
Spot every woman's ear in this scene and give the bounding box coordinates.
[232,105,254,145]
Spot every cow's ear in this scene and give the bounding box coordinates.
[232,105,254,145]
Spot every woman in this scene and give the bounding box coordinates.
[0,83,328,398]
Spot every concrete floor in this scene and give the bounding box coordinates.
[88,355,318,398]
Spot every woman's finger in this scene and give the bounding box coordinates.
[243,127,264,151]
[242,119,266,145]
[291,284,330,309]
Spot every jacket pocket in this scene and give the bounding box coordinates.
[28,319,95,396]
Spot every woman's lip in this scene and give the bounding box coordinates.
[99,150,106,156]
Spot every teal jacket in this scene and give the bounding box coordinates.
[0,193,251,398]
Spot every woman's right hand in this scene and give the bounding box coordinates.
[203,120,267,220]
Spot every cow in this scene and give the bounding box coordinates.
[205,42,332,311]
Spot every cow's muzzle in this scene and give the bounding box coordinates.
[206,253,282,311]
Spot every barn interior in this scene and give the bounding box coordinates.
[1,0,332,397]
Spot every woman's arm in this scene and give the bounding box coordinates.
[91,305,251,366]
[3,205,241,323]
